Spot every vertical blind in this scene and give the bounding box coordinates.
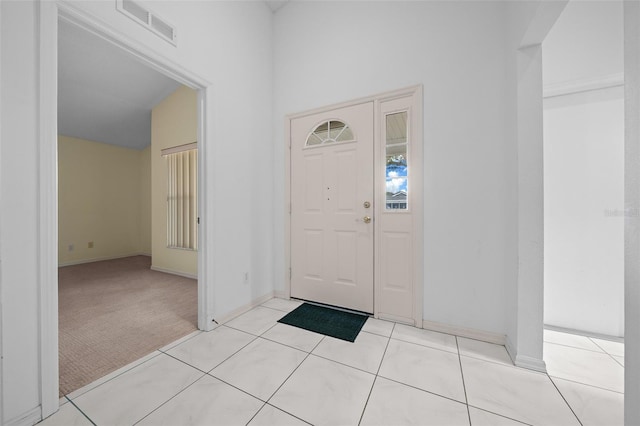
[165,148,198,250]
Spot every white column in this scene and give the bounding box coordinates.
[515,44,546,372]
[624,1,640,424]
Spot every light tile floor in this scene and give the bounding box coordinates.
[41,299,624,426]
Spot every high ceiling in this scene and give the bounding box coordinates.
[58,1,288,150]
[58,20,181,150]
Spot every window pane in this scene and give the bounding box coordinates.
[385,111,408,210]
[329,120,345,140]
[386,111,407,145]
[336,127,354,141]
[305,120,353,146]
[307,133,323,146]
[386,177,407,210]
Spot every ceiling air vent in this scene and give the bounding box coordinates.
[117,0,177,46]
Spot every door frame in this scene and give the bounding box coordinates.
[38,1,215,418]
[284,85,423,325]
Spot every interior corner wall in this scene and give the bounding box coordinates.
[58,135,145,265]
[543,86,624,337]
[1,0,274,422]
[139,145,152,255]
[273,1,512,336]
[151,85,197,276]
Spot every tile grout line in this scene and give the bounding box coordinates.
[455,336,472,426]
[132,334,267,425]
[262,334,327,407]
[467,405,533,426]
[132,372,208,425]
[239,318,313,426]
[64,351,164,401]
[261,403,314,425]
[587,336,626,367]
[67,396,97,426]
[157,330,204,353]
[357,322,395,426]
[377,374,471,406]
[389,335,461,356]
[546,374,625,395]
[547,375,584,426]
[544,340,606,354]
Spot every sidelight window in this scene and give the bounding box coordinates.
[385,111,408,210]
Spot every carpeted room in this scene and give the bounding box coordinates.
[57,25,201,396]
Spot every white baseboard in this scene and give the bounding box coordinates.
[5,406,42,426]
[150,265,197,280]
[505,335,517,364]
[515,355,547,373]
[379,312,415,326]
[215,291,276,325]
[505,335,547,373]
[274,290,288,299]
[544,324,624,342]
[422,320,506,345]
[58,252,149,267]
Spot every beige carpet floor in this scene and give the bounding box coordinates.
[58,255,197,396]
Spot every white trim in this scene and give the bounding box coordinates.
[161,142,197,156]
[56,1,210,88]
[543,73,624,98]
[150,266,197,280]
[38,0,59,419]
[0,0,4,421]
[625,5,640,424]
[5,407,42,426]
[197,87,215,332]
[543,324,624,343]
[58,253,150,268]
[514,355,547,373]
[284,85,423,325]
[423,320,507,346]
[378,312,414,326]
[39,0,216,419]
[274,290,289,299]
[215,292,276,325]
[505,335,516,364]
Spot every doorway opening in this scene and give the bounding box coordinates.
[541,0,625,416]
[39,2,213,417]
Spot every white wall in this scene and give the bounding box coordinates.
[0,2,41,422]
[543,0,623,86]
[273,1,513,336]
[0,0,273,423]
[542,0,624,337]
[543,87,624,337]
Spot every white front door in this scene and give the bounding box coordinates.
[290,102,374,313]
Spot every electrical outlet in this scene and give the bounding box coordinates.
[68,244,74,252]
[88,241,94,249]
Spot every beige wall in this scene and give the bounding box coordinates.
[139,145,152,254]
[151,85,197,276]
[58,135,150,265]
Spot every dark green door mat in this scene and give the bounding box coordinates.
[278,303,369,342]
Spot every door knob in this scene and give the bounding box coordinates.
[363,216,371,224]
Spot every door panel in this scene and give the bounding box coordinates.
[291,102,374,313]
